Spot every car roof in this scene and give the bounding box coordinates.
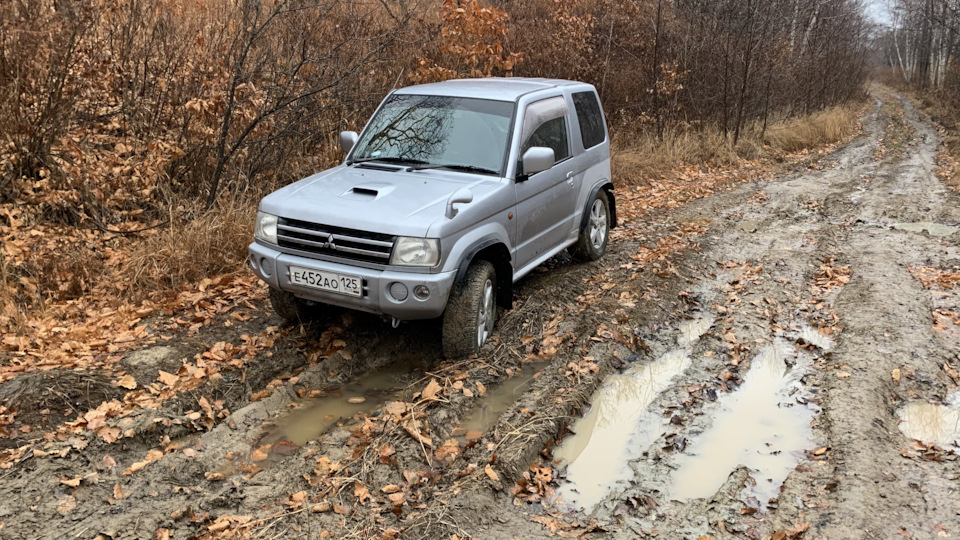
[392,77,591,102]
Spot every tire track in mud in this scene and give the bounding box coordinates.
[5,92,958,540]
[0,200,704,539]
[471,93,960,539]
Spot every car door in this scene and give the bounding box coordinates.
[514,96,578,271]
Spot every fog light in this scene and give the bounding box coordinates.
[389,282,408,301]
[413,285,430,300]
[260,258,273,277]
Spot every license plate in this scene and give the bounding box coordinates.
[289,266,362,297]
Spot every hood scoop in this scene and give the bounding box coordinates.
[352,187,379,197]
[339,183,395,201]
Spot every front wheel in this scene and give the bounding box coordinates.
[572,190,611,262]
[442,260,497,359]
[269,287,305,322]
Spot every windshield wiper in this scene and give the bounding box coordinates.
[349,156,429,167]
[406,163,499,175]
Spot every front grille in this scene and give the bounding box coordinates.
[277,217,396,265]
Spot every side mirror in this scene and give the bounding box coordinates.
[445,188,474,219]
[339,131,359,154]
[521,147,555,177]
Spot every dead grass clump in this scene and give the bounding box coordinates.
[126,197,254,292]
[764,105,861,153]
[612,126,741,183]
[612,101,863,186]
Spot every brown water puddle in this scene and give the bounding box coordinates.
[454,363,547,441]
[678,315,717,347]
[554,349,693,509]
[898,395,960,451]
[669,340,816,503]
[258,360,427,447]
[552,314,717,510]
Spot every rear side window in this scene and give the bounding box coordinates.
[573,91,605,149]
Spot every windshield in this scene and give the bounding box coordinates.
[350,94,514,175]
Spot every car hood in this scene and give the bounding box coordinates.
[259,164,502,237]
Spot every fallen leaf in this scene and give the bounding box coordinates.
[123,449,165,475]
[381,484,401,494]
[114,483,125,500]
[421,379,442,401]
[402,418,433,447]
[531,515,560,533]
[354,482,370,504]
[346,396,366,404]
[311,502,331,513]
[59,476,82,487]
[485,464,500,482]
[117,375,137,390]
[251,446,270,462]
[286,490,308,508]
[157,370,179,386]
[57,495,76,515]
[892,368,901,383]
[835,371,851,378]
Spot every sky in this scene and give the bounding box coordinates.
[865,0,893,26]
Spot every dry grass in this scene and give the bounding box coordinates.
[612,127,740,182]
[126,196,254,292]
[613,102,864,184]
[912,88,960,191]
[763,104,861,154]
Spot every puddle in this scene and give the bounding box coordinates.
[455,363,547,441]
[554,349,693,510]
[892,222,959,237]
[669,340,816,503]
[898,394,960,451]
[679,315,716,347]
[799,325,834,351]
[553,314,716,510]
[258,361,427,447]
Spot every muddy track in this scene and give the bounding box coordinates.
[2,93,959,540]
[458,94,960,538]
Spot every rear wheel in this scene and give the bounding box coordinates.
[269,288,305,322]
[442,260,497,359]
[572,189,611,262]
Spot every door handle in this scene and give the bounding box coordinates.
[566,171,575,185]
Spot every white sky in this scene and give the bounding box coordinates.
[865,0,893,26]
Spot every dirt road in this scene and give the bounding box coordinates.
[1,93,958,540]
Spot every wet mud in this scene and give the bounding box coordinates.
[3,90,960,540]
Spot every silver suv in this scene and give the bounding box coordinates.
[249,78,615,357]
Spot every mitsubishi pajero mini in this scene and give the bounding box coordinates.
[249,78,616,358]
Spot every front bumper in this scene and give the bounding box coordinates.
[248,242,456,320]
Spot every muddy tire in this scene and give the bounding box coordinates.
[269,287,304,322]
[442,260,497,359]
[572,189,611,262]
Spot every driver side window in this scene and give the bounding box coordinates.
[523,117,570,162]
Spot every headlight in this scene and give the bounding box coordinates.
[255,211,278,244]
[391,237,440,266]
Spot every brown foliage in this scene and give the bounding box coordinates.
[126,197,254,292]
[0,0,870,376]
